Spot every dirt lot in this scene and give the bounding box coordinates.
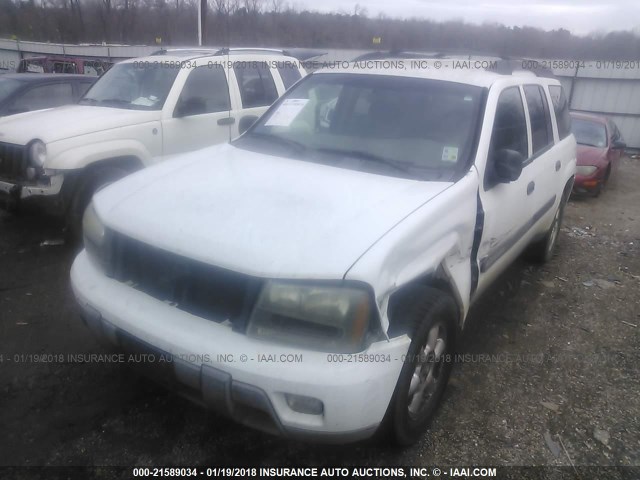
[0,158,639,473]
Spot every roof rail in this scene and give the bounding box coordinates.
[352,50,556,78]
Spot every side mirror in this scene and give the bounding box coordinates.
[174,97,206,118]
[612,140,626,150]
[493,148,524,183]
[239,115,259,135]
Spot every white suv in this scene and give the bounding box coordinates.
[0,48,306,234]
[71,59,576,444]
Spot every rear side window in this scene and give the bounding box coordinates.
[276,61,302,89]
[178,65,230,115]
[548,85,571,139]
[489,87,528,159]
[10,83,74,113]
[523,85,553,155]
[234,61,278,108]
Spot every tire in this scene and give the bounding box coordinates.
[525,198,565,264]
[382,286,457,446]
[66,165,128,241]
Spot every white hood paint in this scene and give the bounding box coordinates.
[0,105,160,145]
[96,143,451,279]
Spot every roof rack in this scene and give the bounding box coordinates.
[352,50,556,78]
[151,47,326,61]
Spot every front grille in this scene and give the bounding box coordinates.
[110,232,263,330]
[0,142,27,180]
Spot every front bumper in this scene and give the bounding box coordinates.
[0,173,67,215]
[70,250,409,442]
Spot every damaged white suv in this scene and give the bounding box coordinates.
[71,61,576,444]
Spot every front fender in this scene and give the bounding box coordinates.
[345,169,480,333]
[45,139,154,171]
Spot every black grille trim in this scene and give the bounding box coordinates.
[109,232,263,330]
[0,142,27,180]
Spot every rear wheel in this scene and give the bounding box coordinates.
[382,286,457,446]
[66,165,128,241]
[526,199,565,264]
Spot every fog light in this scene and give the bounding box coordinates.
[285,393,324,415]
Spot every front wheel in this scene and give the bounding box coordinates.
[383,286,457,445]
[66,165,128,241]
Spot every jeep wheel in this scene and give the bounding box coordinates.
[384,286,457,446]
[66,165,127,241]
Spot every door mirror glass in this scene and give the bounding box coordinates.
[493,148,524,183]
[611,140,626,150]
[174,97,207,118]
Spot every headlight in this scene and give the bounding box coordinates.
[247,281,375,353]
[576,165,597,176]
[83,202,111,272]
[29,140,47,167]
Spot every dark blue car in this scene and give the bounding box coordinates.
[0,73,96,118]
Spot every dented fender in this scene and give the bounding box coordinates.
[345,169,480,334]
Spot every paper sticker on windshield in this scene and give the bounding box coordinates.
[265,99,309,127]
[442,146,459,162]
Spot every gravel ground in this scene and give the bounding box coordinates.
[0,158,638,474]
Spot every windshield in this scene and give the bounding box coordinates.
[235,73,484,181]
[79,62,179,110]
[571,118,607,148]
[0,78,23,104]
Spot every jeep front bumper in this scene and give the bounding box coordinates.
[0,173,67,215]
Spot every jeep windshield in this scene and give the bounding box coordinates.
[79,62,179,110]
[235,73,484,181]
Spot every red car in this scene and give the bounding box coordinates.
[570,112,626,196]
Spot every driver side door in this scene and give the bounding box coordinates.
[161,64,233,157]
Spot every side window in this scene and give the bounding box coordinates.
[233,61,278,108]
[176,65,230,116]
[548,85,571,140]
[523,85,553,155]
[276,61,302,90]
[489,87,528,159]
[10,83,74,113]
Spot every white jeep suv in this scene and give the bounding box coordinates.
[0,48,306,234]
[71,59,576,444]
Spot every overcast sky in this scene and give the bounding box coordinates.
[294,0,640,36]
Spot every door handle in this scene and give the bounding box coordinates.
[527,181,535,195]
[555,160,561,171]
[217,117,236,125]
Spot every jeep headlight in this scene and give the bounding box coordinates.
[576,165,597,176]
[83,202,111,272]
[29,140,47,167]
[247,282,375,353]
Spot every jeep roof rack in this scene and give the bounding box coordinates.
[151,47,326,62]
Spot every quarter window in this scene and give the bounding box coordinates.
[548,85,571,140]
[523,85,553,154]
[489,87,528,159]
[177,65,230,115]
[234,61,278,108]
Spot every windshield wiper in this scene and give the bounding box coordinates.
[247,132,307,152]
[577,141,601,148]
[315,147,412,174]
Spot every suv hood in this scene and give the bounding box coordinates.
[96,144,451,279]
[0,105,160,145]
